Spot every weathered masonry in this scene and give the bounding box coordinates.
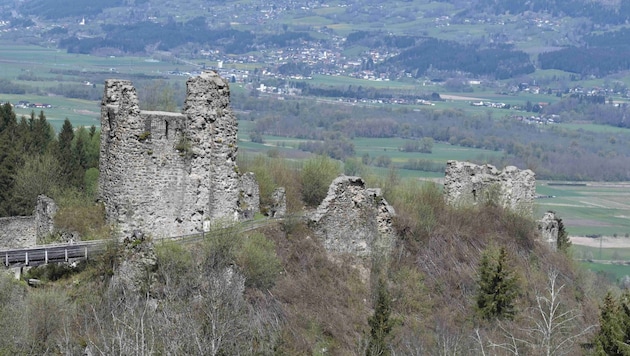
[309,176,396,258]
[0,195,57,249]
[443,160,536,214]
[99,71,244,238]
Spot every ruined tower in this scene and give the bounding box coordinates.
[99,71,241,238]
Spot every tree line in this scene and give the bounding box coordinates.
[235,93,630,181]
[382,39,535,80]
[0,103,99,217]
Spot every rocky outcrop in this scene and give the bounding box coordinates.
[538,211,559,249]
[98,71,243,239]
[308,176,396,258]
[443,160,535,214]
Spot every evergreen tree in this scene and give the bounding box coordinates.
[556,215,572,254]
[0,104,20,216]
[476,246,519,320]
[55,118,83,188]
[620,291,630,348]
[32,111,53,155]
[367,278,395,356]
[594,292,630,355]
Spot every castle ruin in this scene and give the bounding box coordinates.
[0,195,58,248]
[308,176,396,258]
[99,71,248,238]
[443,160,536,214]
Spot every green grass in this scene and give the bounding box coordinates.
[352,138,500,164]
[0,94,100,131]
[308,74,417,90]
[580,261,630,281]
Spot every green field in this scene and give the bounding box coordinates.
[0,94,100,131]
[535,183,630,237]
[579,261,630,281]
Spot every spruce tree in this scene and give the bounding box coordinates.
[367,278,395,356]
[620,290,630,349]
[55,118,83,188]
[0,104,19,216]
[594,292,630,355]
[556,215,572,254]
[476,246,519,320]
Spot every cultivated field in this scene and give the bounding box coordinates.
[536,182,630,237]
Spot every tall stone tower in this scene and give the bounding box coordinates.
[98,71,240,238]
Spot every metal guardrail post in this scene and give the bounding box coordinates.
[65,249,68,262]
[85,246,88,260]
[25,251,28,266]
[45,250,48,264]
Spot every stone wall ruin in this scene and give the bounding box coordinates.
[308,176,396,258]
[0,195,58,248]
[99,71,247,238]
[443,160,535,214]
[538,211,559,249]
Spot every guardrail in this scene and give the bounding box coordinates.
[1,240,108,267]
[0,216,294,268]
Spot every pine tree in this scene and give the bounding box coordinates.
[620,290,630,348]
[55,118,83,188]
[0,103,20,216]
[32,110,53,155]
[367,278,396,356]
[476,246,519,320]
[594,292,630,355]
[556,215,572,254]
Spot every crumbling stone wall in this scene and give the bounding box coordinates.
[538,211,559,249]
[35,195,58,244]
[443,160,535,214]
[238,172,260,220]
[268,187,287,218]
[0,216,36,248]
[99,71,243,238]
[308,176,396,258]
[0,195,58,248]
